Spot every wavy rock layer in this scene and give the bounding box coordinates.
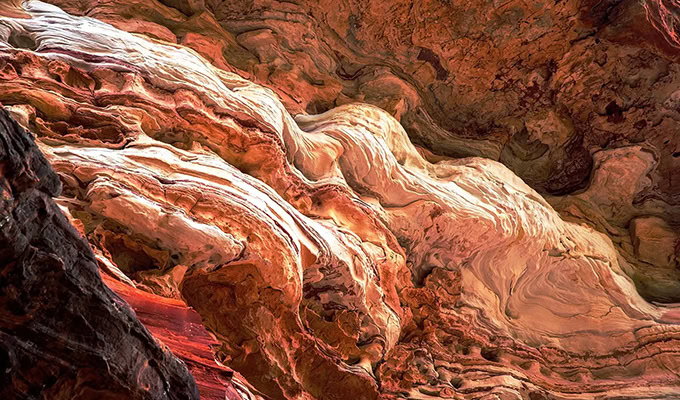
[0,106,199,400]
[29,0,680,305]
[0,1,679,400]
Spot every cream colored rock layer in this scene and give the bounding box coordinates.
[1,2,680,399]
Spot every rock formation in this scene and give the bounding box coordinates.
[0,0,679,399]
[0,106,199,399]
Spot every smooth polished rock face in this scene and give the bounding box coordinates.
[0,1,679,400]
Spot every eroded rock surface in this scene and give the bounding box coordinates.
[0,106,199,400]
[103,275,265,400]
[26,0,680,304]
[1,1,680,399]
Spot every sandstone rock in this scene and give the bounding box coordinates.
[0,107,199,400]
[630,216,679,268]
[1,1,680,399]
[103,275,263,400]
[29,0,680,301]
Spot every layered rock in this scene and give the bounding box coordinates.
[30,0,680,304]
[0,106,199,399]
[0,1,679,400]
[103,275,264,400]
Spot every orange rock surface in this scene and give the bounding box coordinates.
[1,1,680,399]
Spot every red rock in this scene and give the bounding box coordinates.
[102,275,263,400]
[1,1,680,399]
[0,107,199,400]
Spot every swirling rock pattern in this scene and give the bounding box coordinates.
[29,0,680,305]
[0,106,199,399]
[0,1,679,399]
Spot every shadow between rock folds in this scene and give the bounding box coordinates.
[0,1,680,400]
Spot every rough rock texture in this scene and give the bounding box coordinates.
[1,1,680,399]
[27,0,680,303]
[103,275,265,400]
[0,106,199,399]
